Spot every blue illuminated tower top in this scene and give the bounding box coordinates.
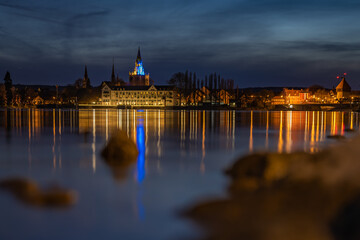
[129,47,150,86]
[134,47,145,76]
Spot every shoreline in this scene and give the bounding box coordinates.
[1,103,359,112]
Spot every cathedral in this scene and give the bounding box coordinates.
[100,47,179,107]
[129,47,150,86]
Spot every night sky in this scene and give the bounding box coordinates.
[1,0,360,89]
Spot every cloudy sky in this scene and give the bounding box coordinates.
[1,0,360,88]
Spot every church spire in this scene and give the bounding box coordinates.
[83,65,90,88]
[84,65,88,79]
[136,47,141,62]
[111,58,115,83]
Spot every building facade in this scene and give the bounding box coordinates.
[271,96,286,105]
[283,88,308,104]
[101,83,179,107]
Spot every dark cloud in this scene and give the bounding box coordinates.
[0,2,33,11]
[11,12,66,25]
[284,41,360,53]
[0,0,360,88]
[70,10,110,21]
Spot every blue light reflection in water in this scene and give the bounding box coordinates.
[136,120,146,183]
[135,118,146,220]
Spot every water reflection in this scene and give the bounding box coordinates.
[135,118,146,220]
[278,111,283,153]
[249,111,253,152]
[1,109,359,226]
[0,109,358,173]
[265,111,269,149]
[201,110,206,174]
[136,121,146,183]
[286,111,292,153]
[92,109,96,173]
[1,109,360,240]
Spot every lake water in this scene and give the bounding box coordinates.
[0,109,358,240]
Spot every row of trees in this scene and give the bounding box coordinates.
[168,71,236,104]
[168,71,235,91]
[0,71,102,107]
[0,72,13,106]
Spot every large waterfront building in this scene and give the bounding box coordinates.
[101,83,179,107]
[129,47,150,86]
[271,87,337,105]
[100,48,179,107]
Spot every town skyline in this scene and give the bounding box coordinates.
[1,49,356,90]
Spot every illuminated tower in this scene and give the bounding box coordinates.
[336,73,351,99]
[129,47,150,86]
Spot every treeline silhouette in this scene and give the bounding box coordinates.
[0,71,101,107]
[168,71,236,104]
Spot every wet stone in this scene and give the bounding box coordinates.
[101,130,139,180]
[327,135,346,140]
[0,178,77,208]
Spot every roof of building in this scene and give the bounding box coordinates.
[336,77,351,91]
[33,95,44,100]
[104,84,176,91]
[283,88,306,96]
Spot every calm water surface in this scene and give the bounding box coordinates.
[0,109,358,240]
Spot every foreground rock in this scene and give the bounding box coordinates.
[327,134,346,140]
[102,130,139,180]
[185,135,360,240]
[0,178,77,207]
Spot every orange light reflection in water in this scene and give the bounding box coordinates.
[78,110,359,163]
[249,111,253,152]
[4,109,357,175]
[278,111,283,153]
